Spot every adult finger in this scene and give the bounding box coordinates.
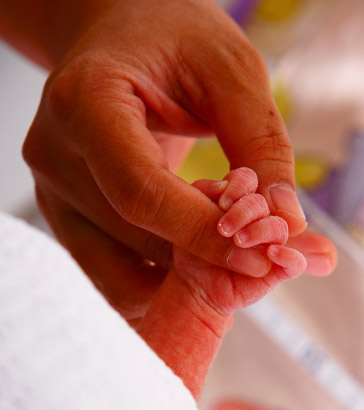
[184,25,307,236]
[78,98,271,277]
[24,128,174,270]
[35,184,167,320]
[286,231,338,276]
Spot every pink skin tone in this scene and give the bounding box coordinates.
[1,0,312,325]
[0,9,338,406]
[139,168,338,400]
[214,401,270,410]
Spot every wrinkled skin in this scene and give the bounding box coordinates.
[138,171,337,398]
[17,0,314,320]
[173,171,337,315]
[174,229,336,316]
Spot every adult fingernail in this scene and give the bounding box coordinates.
[227,247,271,277]
[270,185,306,234]
[270,185,305,219]
[305,253,334,277]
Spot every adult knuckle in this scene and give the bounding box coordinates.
[182,213,211,251]
[241,43,267,72]
[23,118,67,180]
[45,53,124,119]
[246,131,294,166]
[45,68,76,119]
[115,177,147,223]
[22,122,46,173]
[22,125,38,167]
[195,33,268,92]
[228,42,268,86]
[116,169,166,227]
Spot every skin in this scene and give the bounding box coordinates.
[0,0,314,321]
[139,170,337,399]
[214,402,269,410]
[0,4,338,405]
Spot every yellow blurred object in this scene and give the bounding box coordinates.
[295,156,328,189]
[178,139,229,184]
[257,0,301,21]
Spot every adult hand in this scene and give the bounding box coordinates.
[22,0,307,319]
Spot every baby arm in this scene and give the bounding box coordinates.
[138,168,337,399]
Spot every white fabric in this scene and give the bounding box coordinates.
[0,212,196,410]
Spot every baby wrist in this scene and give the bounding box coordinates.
[163,269,232,339]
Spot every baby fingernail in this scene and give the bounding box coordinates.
[234,231,249,246]
[227,247,271,277]
[215,180,228,191]
[267,244,282,258]
[270,185,306,221]
[217,220,233,237]
[219,196,233,211]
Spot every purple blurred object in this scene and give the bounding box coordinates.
[228,0,260,24]
[307,130,364,228]
[307,168,341,215]
[332,130,364,226]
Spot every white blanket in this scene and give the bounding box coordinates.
[0,212,196,410]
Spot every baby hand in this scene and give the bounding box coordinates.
[194,167,337,277]
[194,168,298,276]
[138,169,337,400]
[172,168,337,315]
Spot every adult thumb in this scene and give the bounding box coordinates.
[200,43,306,236]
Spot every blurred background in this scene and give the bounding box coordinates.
[180,0,364,249]
[0,40,47,229]
[1,0,364,409]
